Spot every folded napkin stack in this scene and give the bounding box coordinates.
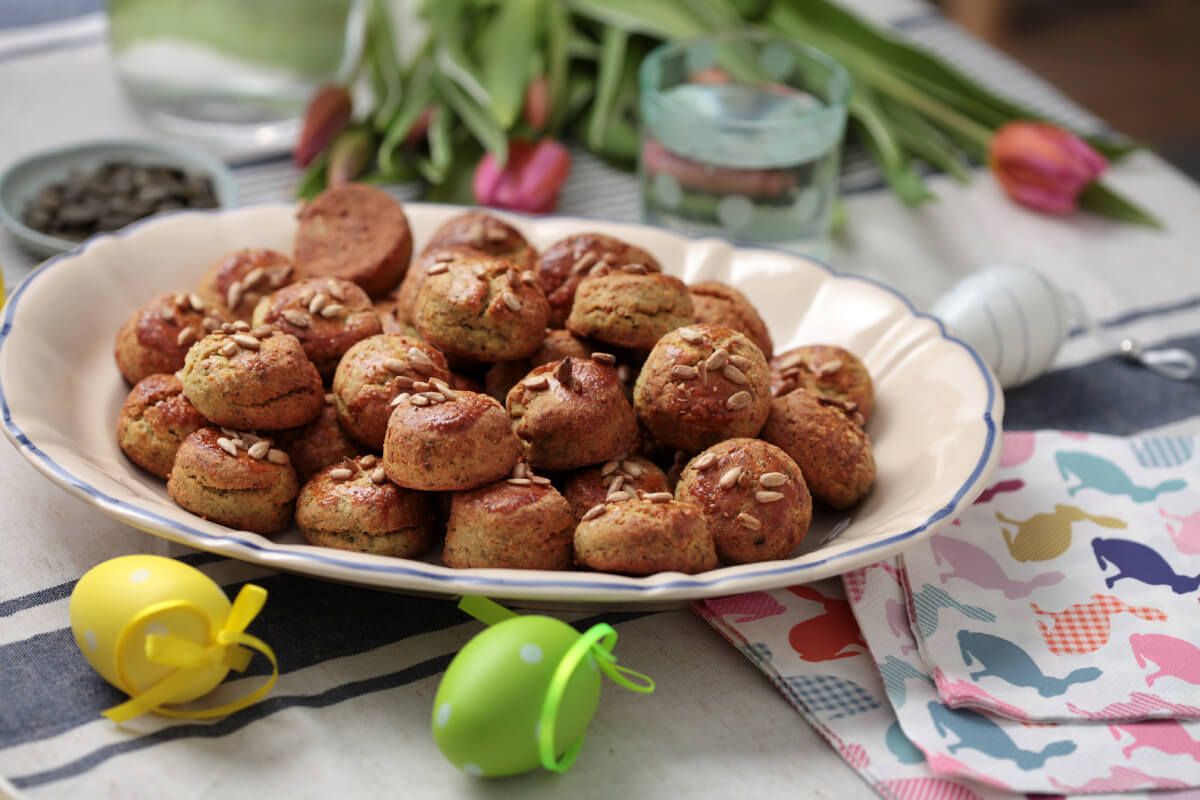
[698,431,1200,798]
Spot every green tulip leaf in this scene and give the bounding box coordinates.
[435,71,509,167]
[1079,182,1163,229]
[481,0,538,129]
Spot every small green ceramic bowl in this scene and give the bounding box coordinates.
[0,139,238,258]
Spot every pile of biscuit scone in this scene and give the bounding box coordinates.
[114,184,875,576]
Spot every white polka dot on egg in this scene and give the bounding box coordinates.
[435,703,451,728]
[129,568,151,584]
[519,643,543,664]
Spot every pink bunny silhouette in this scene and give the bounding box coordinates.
[1000,431,1036,468]
[1131,633,1200,687]
[1160,507,1200,554]
[1110,720,1200,761]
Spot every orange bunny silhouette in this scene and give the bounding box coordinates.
[1031,594,1167,655]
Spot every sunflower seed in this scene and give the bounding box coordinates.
[588,264,611,277]
[408,347,435,373]
[176,327,196,347]
[644,492,673,503]
[509,402,525,418]
[174,293,189,308]
[320,303,345,319]
[726,391,753,410]
[706,348,729,371]
[722,365,748,385]
[521,270,538,285]
[756,491,785,504]
[392,376,415,391]
[692,452,717,470]
[816,359,844,376]
[232,333,260,349]
[370,467,387,484]
[729,354,754,372]
[202,316,221,331]
[591,352,616,365]
[671,364,698,380]
[737,513,762,531]
[571,252,598,274]
[410,394,430,407]
[719,466,743,489]
[411,381,431,393]
[421,391,445,402]
[606,490,632,502]
[356,454,376,468]
[432,251,456,264]
[282,309,311,327]
[229,438,246,449]
[326,280,346,301]
[233,320,251,331]
[523,375,549,390]
[252,325,275,338]
[390,392,411,407]
[581,504,606,522]
[219,341,239,357]
[472,263,488,279]
[531,475,552,486]
[621,460,643,477]
[678,327,704,344]
[617,364,632,383]
[507,477,532,486]
[330,467,353,480]
[267,448,290,465]
[426,262,449,276]
[159,306,175,321]
[308,293,328,314]
[217,437,239,457]
[187,293,205,312]
[512,462,529,479]
[247,440,270,460]
[430,378,455,398]
[227,281,246,310]
[221,427,238,437]
[622,262,648,274]
[270,269,289,288]
[605,475,625,492]
[555,358,573,389]
[381,358,408,375]
[242,268,265,289]
[500,291,522,312]
[601,460,620,476]
[777,350,807,369]
[698,359,709,386]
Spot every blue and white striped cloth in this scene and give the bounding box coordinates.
[4,2,1200,798]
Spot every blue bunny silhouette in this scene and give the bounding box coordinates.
[927,701,1076,769]
[1093,538,1200,594]
[1056,451,1186,503]
[957,630,1101,696]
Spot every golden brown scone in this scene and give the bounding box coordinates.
[117,374,210,479]
[180,324,324,430]
[275,396,365,483]
[689,281,773,359]
[771,345,874,421]
[250,277,382,379]
[383,389,521,491]
[294,184,413,297]
[332,334,452,450]
[114,292,230,385]
[506,356,638,471]
[760,389,875,509]
[563,456,668,522]
[675,438,811,564]
[573,498,717,575]
[167,428,298,533]
[413,253,549,364]
[537,233,662,328]
[296,455,433,558]
[566,272,693,351]
[483,329,595,402]
[423,212,536,269]
[633,323,771,452]
[196,248,295,322]
[443,471,574,569]
[391,244,487,329]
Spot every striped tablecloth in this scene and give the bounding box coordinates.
[3,2,1200,798]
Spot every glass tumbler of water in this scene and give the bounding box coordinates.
[639,33,850,254]
[107,0,366,153]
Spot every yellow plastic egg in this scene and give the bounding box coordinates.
[69,555,232,704]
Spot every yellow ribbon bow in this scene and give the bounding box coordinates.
[102,584,278,723]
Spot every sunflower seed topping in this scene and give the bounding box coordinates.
[176,327,196,347]
[816,359,844,376]
[719,466,744,489]
[232,333,260,350]
[571,252,598,274]
[581,504,606,521]
[617,364,632,383]
[500,291,522,312]
[471,263,488,279]
[409,394,430,407]
[509,402,525,417]
[411,381,431,393]
[507,477,532,486]
[523,374,549,390]
[233,320,251,332]
[282,309,311,327]
[622,262,648,274]
[380,358,408,375]
[330,467,353,480]
[202,316,221,331]
[326,280,346,301]
[219,341,239,357]
[606,490,632,503]
[531,475,552,486]
[761,473,790,490]
[726,391,753,410]
[706,348,729,371]
[421,391,445,402]
[671,364,698,380]
[644,491,673,503]
[729,354,754,372]
[244,267,266,288]
[556,357,574,389]
[370,467,387,484]
[308,293,328,314]
[390,392,411,407]
[693,452,718,470]
[756,490,785,504]
[267,448,290,465]
[392,375,415,390]
[174,293,189,308]
[247,440,270,460]
[722,365,748,385]
[601,460,620,476]
[358,455,377,468]
[430,378,454,397]
[512,462,530,479]
[426,262,449,276]
[678,327,704,344]
[408,347,435,373]
[159,306,175,321]
[320,303,345,319]
[217,437,239,457]
[621,460,644,477]
[737,513,762,531]
[187,293,205,312]
[521,270,538,286]
[605,475,625,493]
[226,281,244,310]
[591,352,617,365]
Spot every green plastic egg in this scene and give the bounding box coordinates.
[432,615,602,777]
